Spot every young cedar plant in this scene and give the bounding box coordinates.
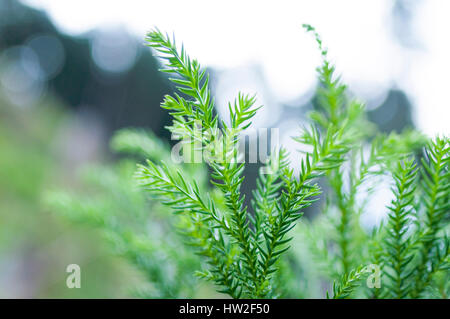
[294,26,449,299]
[138,26,355,298]
[135,24,449,299]
[48,25,448,299]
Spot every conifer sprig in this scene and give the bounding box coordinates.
[382,158,418,298]
[145,29,275,297]
[146,28,216,130]
[329,265,366,299]
[412,137,449,297]
[303,24,369,275]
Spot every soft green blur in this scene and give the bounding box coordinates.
[0,92,222,298]
[0,94,131,297]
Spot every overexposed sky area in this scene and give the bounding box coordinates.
[23,0,449,136]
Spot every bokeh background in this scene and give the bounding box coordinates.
[0,0,448,297]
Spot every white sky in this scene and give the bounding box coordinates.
[22,0,450,136]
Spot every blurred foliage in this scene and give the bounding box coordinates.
[45,129,219,298]
[0,95,145,298]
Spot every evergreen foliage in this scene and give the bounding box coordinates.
[48,25,449,299]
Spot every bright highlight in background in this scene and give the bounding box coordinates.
[23,0,450,136]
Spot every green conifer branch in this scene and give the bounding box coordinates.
[145,29,264,297]
[329,265,366,299]
[412,137,449,298]
[382,158,418,298]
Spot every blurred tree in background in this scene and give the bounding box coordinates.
[0,0,173,141]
